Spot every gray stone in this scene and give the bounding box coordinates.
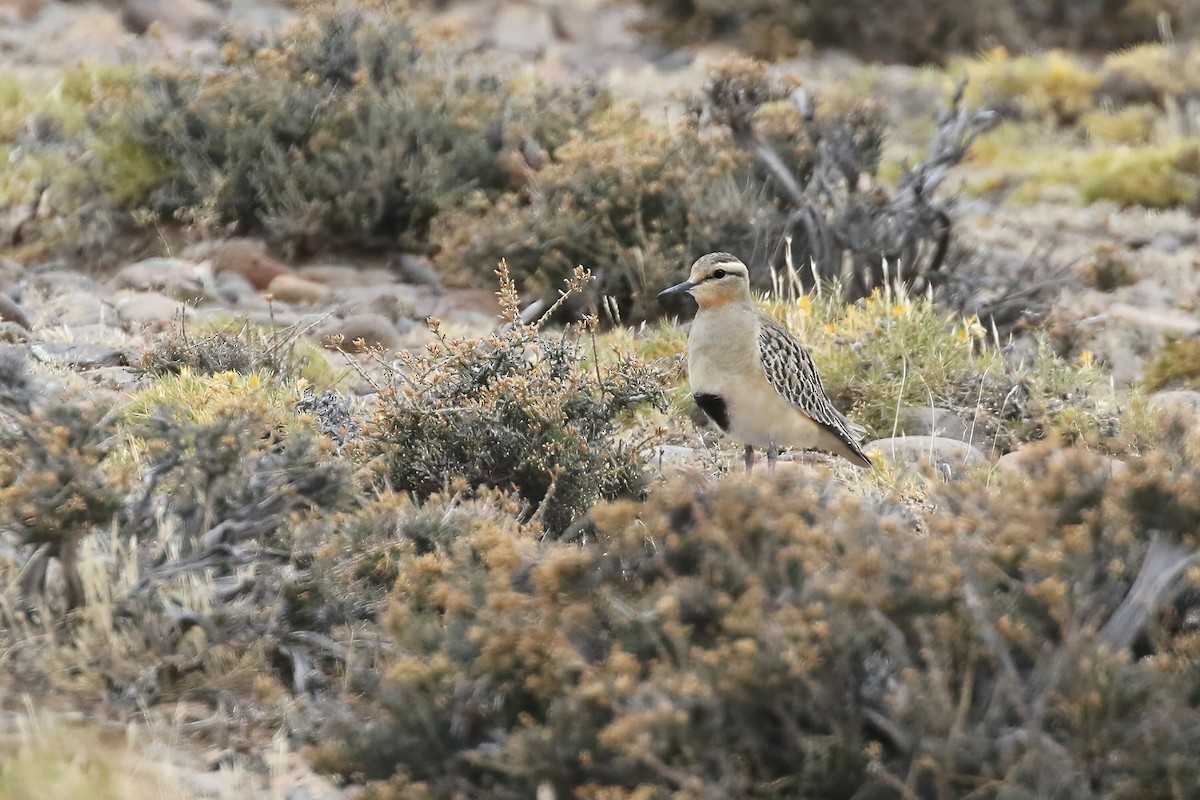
[42,290,112,326]
[644,444,699,468]
[0,321,28,342]
[320,313,401,352]
[25,269,103,295]
[397,253,443,291]
[1150,234,1184,254]
[87,366,145,390]
[489,4,555,55]
[996,447,1127,478]
[1106,303,1200,336]
[297,264,398,288]
[0,293,30,329]
[1148,389,1200,423]
[122,0,222,36]
[268,273,330,305]
[213,270,269,310]
[332,284,417,322]
[31,342,127,369]
[894,406,973,441]
[116,292,191,327]
[114,257,209,302]
[864,435,988,480]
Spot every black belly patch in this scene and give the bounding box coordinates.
[694,393,730,431]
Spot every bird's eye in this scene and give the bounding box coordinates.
[712,269,727,279]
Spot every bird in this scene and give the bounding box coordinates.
[658,252,872,472]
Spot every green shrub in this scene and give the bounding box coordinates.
[0,400,126,609]
[441,58,987,320]
[1142,335,1200,392]
[361,265,670,537]
[140,318,337,387]
[315,441,1200,797]
[94,9,602,257]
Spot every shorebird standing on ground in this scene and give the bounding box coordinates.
[658,252,872,472]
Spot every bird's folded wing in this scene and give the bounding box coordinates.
[757,316,864,449]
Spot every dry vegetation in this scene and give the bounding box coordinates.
[3,262,1193,797]
[3,2,1200,797]
[626,0,1198,63]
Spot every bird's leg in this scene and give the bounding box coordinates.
[767,441,779,474]
[744,445,755,474]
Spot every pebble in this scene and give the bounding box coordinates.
[268,274,331,305]
[332,284,417,322]
[31,342,127,369]
[1148,389,1200,424]
[0,293,31,329]
[212,238,288,290]
[122,0,222,36]
[41,290,112,327]
[864,435,988,480]
[116,292,191,327]
[114,257,210,302]
[893,406,973,442]
[320,313,401,352]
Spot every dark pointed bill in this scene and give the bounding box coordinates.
[657,280,696,299]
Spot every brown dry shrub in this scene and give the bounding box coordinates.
[315,438,1200,797]
[627,0,1196,64]
[360,266,670,538]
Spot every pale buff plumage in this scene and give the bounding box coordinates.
[659,252,871,471]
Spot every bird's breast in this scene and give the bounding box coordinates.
[687,306,763,393]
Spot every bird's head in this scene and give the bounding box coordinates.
[657,252,751,310]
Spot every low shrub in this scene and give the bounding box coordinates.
[140,318,338,387]
[361,265,670,538]
[315,440,1200,797]
[93,9,603,258]
[441,58,990,320]
[0,399,126,609]
[1142,335,1200,392]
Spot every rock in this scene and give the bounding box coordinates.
[116,292,191,327]
[864,435,988,480]
[320,313,401,352]
[644,444,699,468]
[212,238,288,290]
[0,321,29,343]
[41,290,111,327]
[25,269,103,295]
[30,342,127,369]
[1106,303,1200,336]
[268,274,331,305]
[122,0,222,36]
[893,406,972,442]
[88,366,143,390]
[1150,234,1184,254]
[332,284,417,322]
[397,253,443,291]
[6,4,129,63]
[214,270,260,306]
[114,257,209,302]
[0,293,31,329]
[296,264,398,288]
[489,4,556,55]
[1148,389,1200,424]
[0,0,47,23]
[996,447,1127,478]
[226,0,296,37]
